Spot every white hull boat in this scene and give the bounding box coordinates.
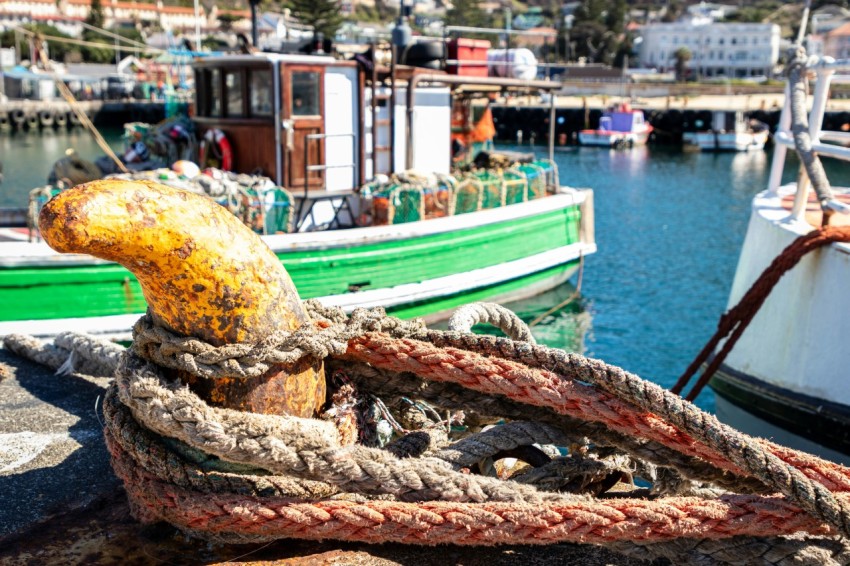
[578,103,653,148]
[702,54,850,463]
[691,111,770,152]
[693,130,769,152]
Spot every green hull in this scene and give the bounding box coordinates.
[386,261,579,320]
[1,201,586,324]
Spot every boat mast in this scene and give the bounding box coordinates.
[390,2,412,173]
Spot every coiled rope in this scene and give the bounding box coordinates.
[5,302,850,563]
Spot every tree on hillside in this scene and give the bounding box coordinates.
[570,0,620,64]
[0,24,75,62]
[673,46,691,82]
[218,13,241,32]
[613,34,633,69]
[86,0,106,30]
[605,0,627,35]
[286,0,344,40]
[444,0,489,29]
[662,0,683,23]
[81,26,146,64]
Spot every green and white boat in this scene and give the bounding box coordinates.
[0,51,595,340]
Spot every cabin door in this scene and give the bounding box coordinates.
[281,65,325,191]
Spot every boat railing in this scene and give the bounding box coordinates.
[295,132,358,231]
[301,132,357,192]
[769,56,850,220]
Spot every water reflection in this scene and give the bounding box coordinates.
[504,281,590,354]
[606,145,650,177]
[0,129,123,207]
[430,281,592,356]
[729,151,769,183]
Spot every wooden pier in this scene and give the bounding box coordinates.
[0,100,166,133]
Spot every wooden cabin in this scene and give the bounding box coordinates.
[192,52,561,229]
[193,54,450,213]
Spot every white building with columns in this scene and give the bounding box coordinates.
[638,20,781,79]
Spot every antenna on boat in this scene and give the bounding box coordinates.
[389,0,412,173]
[796,0,812,46]
[249,0,262,48]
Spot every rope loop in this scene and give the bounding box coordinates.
[131,303,428,380]
[448,302,536,344]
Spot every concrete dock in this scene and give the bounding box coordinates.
[0,346,651,565]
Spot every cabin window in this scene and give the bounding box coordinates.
[225,70,244,117]
[250,69,272,117]
[210,69,222,117]
[291,71,320,116]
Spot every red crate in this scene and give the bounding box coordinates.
[448,38,490,77]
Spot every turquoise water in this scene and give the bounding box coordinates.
[2,131,841,412]
[502,146,773,412]
[506,146,850,412]
[0,129,124,207]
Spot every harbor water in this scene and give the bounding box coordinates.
[4,132,842,412]
[0,129,125,207]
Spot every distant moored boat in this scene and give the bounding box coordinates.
[578,102,653,148]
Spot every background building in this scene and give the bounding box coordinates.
[639,20,780,79]
[823,21,850,59]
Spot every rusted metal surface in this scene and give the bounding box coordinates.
[37,180,326,417]
[179,356,326,416]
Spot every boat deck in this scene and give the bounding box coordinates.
[781,191,850,227]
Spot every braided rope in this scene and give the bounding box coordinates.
[609,533,850,566]
[333,359,770,494]
[113,323,850,542]
[448,302,536,344]
[107,441,833,546]
[8,299,850,552]
[102,387,341,499]
[3,332,118,377]
[115,352,574,504]
[131,302,426,380]
[406,332,850,533]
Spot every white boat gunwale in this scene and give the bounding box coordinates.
[0,240,594,340]
[0,188,589,267]
[710,54,850,459]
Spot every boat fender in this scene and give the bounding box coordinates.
[0,112,10,131]
[54,112,68,128]
[10,109,26,127]
[39,110,55,128]
[199,128,233,171]
[25,112,39,130]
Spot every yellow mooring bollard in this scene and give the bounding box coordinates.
[38,179,326,417]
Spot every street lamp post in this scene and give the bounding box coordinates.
[564,14,574,63]
[193,0,201,51]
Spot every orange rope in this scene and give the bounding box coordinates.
[108,434,831,545]
[107,327,850,544]
[672,225,850,401]
[342,333,850,494]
